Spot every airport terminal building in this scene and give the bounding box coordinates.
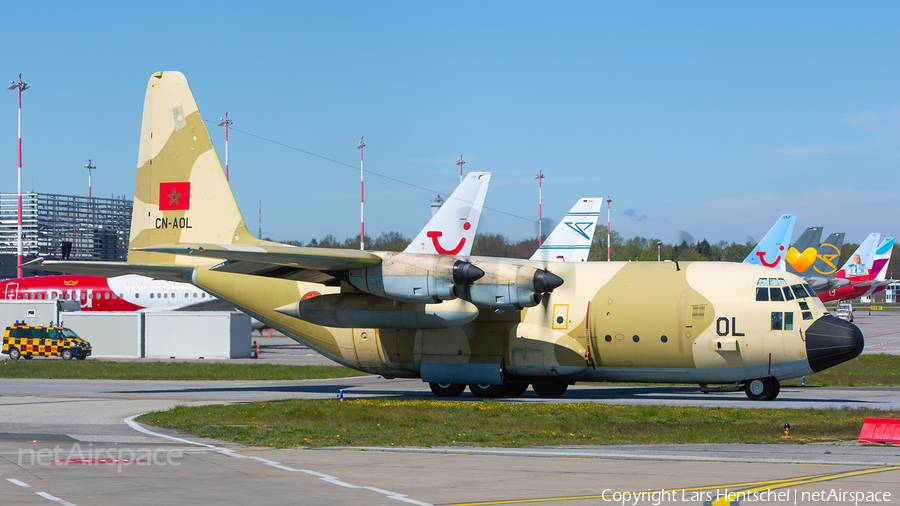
[0,192,132,278]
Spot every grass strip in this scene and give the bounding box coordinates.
[0,361,369,381]
[1,354,897,385]
[781,354,900,387]
[137,400,896,448]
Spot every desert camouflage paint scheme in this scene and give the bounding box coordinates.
[24,71,864,400]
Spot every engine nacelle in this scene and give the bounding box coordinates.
[275,293,479,329]
[459,262,564,311]
[348,252,484,303]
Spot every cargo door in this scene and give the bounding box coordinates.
[352,329,383,365]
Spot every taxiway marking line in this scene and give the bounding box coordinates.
[708,465,900,506]
[123,414,432,505]
[36,491,79,506]
[7,478,32,488]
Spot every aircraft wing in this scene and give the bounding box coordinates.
[20,258,195,284]
[135,243,384,283]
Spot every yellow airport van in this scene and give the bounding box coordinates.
[2,322,92,361]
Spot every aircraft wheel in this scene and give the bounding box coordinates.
[532,381,568,397]
[744,378,779,401]
[61,349,74,361]
[9,347,20,360]
[503,383,529,396]
[468,384,505,398]
[429,382,466,397]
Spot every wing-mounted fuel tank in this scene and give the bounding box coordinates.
[276,293,479,329]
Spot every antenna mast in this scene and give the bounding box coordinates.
[535,171,545,246]
[358,137,365,250]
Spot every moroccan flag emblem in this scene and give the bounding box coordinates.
[159,182,191,210]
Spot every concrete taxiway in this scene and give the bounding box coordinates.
[0,312,899,505]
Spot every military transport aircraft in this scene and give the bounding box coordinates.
[24,71,864,401]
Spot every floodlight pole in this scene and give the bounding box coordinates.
[456,155,465,183]
[358,137,365,250]
[535,171,545,246]
[217,113,232,180]
[8,74,29,278]
[85,160,97,204]
[607,196,612,262]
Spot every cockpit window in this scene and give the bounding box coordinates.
[756,287,768,301]
[791,285,807,299]
[757,278,769,287]
[803,284,816,298]
[782,287,795,301]
[769,287,785,302]
[768,278,778,287]
[771,311,783,330]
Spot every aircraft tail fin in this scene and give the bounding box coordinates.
[785,226,823,275]
[809,232,845,277]
[743,214,796,269]
[128,71,269,265]
[872,237,896,281]
[529,198,602,262]
[404,172,490,256]
[837,233,881,279]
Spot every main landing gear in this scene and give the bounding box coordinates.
[743,377,780,401]
[428,381,569,398]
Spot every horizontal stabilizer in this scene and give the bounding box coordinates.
[20,258,195,284]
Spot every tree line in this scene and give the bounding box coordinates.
[271,229,900,280]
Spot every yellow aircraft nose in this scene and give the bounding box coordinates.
[805,314,864,372]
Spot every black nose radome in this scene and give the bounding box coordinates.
[806,314,864,373]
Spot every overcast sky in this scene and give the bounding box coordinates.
[3,2,898,246]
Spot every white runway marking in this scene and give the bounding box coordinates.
[7,478,32,487]
[36,492,79,506]
[123,414,431,505]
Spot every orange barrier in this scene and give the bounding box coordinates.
[858,418,900,444]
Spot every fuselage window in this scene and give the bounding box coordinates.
[782,287,795,301]
[150,293,154,299]
[135,293,139,298]
[756,287,769,301]
[784,312,794,331]
[104,293,109,299]
[193,293,197,298]
[771,311,783,331]
[769,287,785,302]
[164,293,168,299]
